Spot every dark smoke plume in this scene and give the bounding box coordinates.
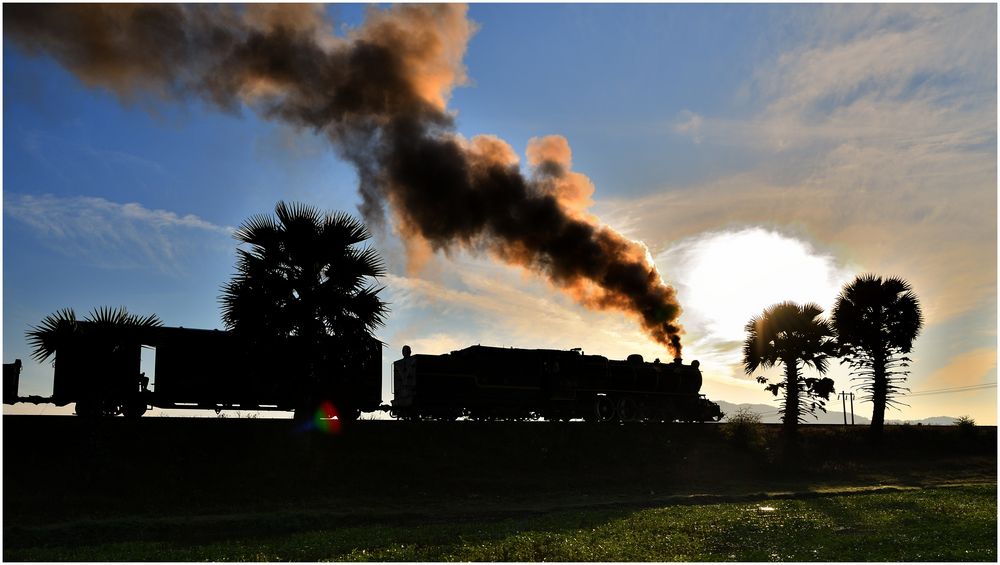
[5,3,685,355]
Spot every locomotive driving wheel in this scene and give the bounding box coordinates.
[594,396,617,423]
[617,398,639,423]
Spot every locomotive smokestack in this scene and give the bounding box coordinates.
[5,4,685,356]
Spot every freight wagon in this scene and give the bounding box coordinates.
[5,323,382,420]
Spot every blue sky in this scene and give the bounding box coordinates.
[3,4,996,423]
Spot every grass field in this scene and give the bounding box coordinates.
[3,416,996,561]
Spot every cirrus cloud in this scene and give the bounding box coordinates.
[4,192,233,274]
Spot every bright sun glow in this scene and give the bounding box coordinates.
[661,227,855,343]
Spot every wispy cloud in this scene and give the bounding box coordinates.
[673,110,704,144]
[21,130,174,192]
[4,193,233,274]
[906,347,997,424]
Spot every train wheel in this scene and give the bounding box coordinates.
[122,400,148,419]
[594,396,617,423]
[617,398,639,423]
[75,400,98,418]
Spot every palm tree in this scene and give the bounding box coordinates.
[26,306,163,363]
[219,201,387,416]
[743,302,837,434]
[832,274,923,437]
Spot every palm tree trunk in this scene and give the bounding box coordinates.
[870,352,887,439]
[782,361,800,434]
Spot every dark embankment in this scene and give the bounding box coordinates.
[3,416,995,557]
[4,416,994,528]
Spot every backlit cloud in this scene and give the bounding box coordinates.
[919,348,997,391]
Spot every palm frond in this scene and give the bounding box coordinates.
[276,200,323,230]
[85,305,162,328]
[25,306,161,363]
[25,308,78,363]
[233,213,281,246]
[324,210,371,246]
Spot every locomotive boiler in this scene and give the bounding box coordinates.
[391,345,724,423]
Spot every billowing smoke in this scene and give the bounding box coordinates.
[5,3,685,355]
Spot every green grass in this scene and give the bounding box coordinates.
[6,485,995,562]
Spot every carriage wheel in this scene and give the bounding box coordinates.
[122,399,148,419]
[75,400,98,418]
[594,396,617,423]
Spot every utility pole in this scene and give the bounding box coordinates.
[840,391,847,425]
[838,391,857,425]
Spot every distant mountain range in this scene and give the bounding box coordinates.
[715,400,961,426]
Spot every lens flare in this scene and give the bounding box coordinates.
[297,400,343,434]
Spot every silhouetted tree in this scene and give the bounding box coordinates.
[26,306,163,363]
[743,302,837,434]
[220,201,387,417]
[832,274,923,438]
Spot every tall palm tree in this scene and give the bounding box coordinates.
[743,302,837,434]
[219,201,387,412]
[832,274,923,437]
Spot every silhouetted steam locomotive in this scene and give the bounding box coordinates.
[391,345,724,423]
